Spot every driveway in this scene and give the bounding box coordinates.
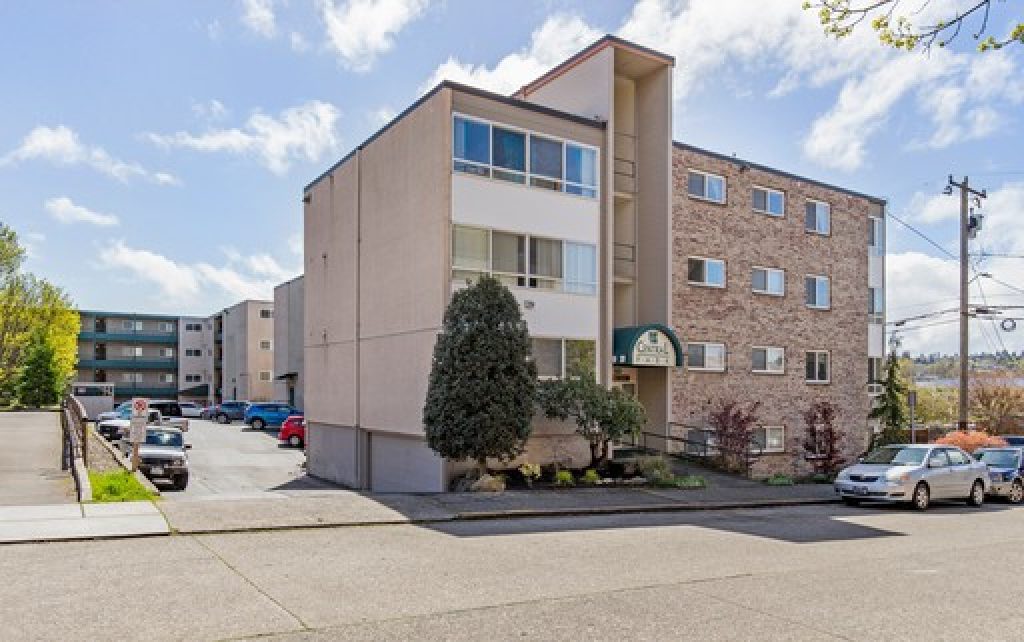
[0,411,75,506]
[162,418,334,500]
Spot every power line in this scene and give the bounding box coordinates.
[885,210,958,261]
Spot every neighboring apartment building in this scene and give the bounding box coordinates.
[302,35,885,492]
[210,300,275,403]
[177,316,215,405]
[273,276,304,409]
[76,311,181,402]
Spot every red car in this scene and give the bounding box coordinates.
[279,415,305,448]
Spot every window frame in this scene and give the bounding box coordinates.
[805,350,831,384]
[752,186,785,217]
[530,337,597,380]
[805,199,832,236]
[259,309,273,319]
[751,266,785,296]
[686,341,727,372]
[751,346,785,375]
[869,287,884,323]
[753,425,786,454]
[869,216,884,256]
[184,374,202,383]
[258,370,272,382]
[687,169,727,204]
[259,339,273,351]
[687,256,727,288]
[805,275,831,310]
[451,113,600,199]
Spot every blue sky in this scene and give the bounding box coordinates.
[1,0,1023,355]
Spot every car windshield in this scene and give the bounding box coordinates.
[117,407,132,419]
[145,431,183,448]
[975,450,1020,468]
[862,446,927,465]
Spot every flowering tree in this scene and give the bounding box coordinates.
[803,401,845,477]
[707,400,762,473]
[934,430,1007,453]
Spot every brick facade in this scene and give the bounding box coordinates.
[669,144,880,478]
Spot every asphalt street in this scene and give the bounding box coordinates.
[3,502,1024,640]
[161,418,315,499]
[0,411,74,506]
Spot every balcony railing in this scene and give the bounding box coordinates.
[614,242,636,280]
[79,331,177,344]
[111,385,179,398]
[78,358,177,370]
[613,132,637,195]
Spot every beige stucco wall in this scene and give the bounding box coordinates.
[273,276,304,409]
[219,300,275,402]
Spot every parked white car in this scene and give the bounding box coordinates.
[835,444,990,510]
[178,402,203,418]
[96,401,130,423]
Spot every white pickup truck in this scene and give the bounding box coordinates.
[96,407,189,442]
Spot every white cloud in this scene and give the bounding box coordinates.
[192,99,229,122]
[242,0,277,38]
[906,190,959,225]
[320,0,428,72]
[368,106,396,126]
[145,100,341,174]
[422,14,601,94]
[287,232,303,256]
[0,125,180,185]
[44,196,119,227]
[21,232,44,259]
[97,242,300,307]
[290,31,309,52]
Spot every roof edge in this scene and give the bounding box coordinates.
[672,141,887,206]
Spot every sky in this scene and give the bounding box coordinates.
[1,0,1023,356]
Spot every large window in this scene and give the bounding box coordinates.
[452,115,598,198]
[122,346,142,357]
[869,287,884,322]
[752,267,784,296]
[687,170,726,203]
[452,226,596,295]
[532,338,596,379]
[805,200,831,235]
[752,347,785,374]
[805,351,830,383]
[869,217,884,256]
[752,426,785,453]
[122,320,143,331]
[805,275,830,309]
[687,342,726,371]
[687,257,726,288]
[752,187,784,217]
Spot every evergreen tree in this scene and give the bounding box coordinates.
[16,329,60,407]
[870,353,909,446]
[423,276,536,473]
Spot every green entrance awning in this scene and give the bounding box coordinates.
[612,324,683,367]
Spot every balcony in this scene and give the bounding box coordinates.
[614,242,636,281]
[613,132,637,196]
[112,385,179,399]
[79,331,177,344]
[79,358,177,370]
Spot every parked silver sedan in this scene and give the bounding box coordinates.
[835,444,990,510]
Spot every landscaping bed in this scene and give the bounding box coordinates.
[452,456,707,492]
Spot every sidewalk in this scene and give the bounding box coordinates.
[0,502,168,544]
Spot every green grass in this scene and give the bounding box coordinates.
[654,474,707,489]
[88,470,155,503]
[765,473,795,486]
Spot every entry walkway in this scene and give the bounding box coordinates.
[0,502,168,543]
[0,411,75,506]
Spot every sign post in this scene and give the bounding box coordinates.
[908,390,917,444]
[129,397,149,472]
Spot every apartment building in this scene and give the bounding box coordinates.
[76,311,182,401]
[178,316,215,404]
[273,276,304,409]
[302,35,884,492]
[210,300,275,403]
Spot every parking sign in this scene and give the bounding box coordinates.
[130,397,149,443]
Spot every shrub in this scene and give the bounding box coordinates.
[553,469,575,487]
[934,430,1007,453]
[765,473,794,486]
[518,462,541,488]
[580,468,600,485]
[674,475,707,489]
[636,455,671,482]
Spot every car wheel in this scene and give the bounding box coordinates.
[912,482,930,511]
[172,474,189,491]
[253,418,266,431]
[288,435,302,448]
[1009,480,1024,504]
[217,413,229,424]
[841,497,859,507]
[967,480,985,507]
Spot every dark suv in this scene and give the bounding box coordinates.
[148,399,185,418]
[214,400,249,424]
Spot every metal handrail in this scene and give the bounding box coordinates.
[640,424,765,477]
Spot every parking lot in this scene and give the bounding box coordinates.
[158,418,332,500]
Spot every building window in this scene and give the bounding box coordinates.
[159,322,175,332]
[122,372,142,383]
[532,338,563,379]
[260,309,273,319]
[185,348,202,357]
[687,257,726,288]
[122,320,143,331]
[752,267,784,296]
[687,170,726,203]
[452,115,598,198]
[564,242,597,295]
[531,338,596,379]
[752,426,785,453]
[805,275,830,309]
[185,374,202,383]
[260,340,273,350]
[258,371,272,382]
[121,346,143,357]
[805,200,831,235]
[868,357,883,383]
[869,217,884,256]
[159,347,174,358]
[686,342,726,372]
[160,373,175,384]
[752,187,784,217]
[185,322,202,332]
[869,287,884,323]
[565,339,596,378]
[805,351,830,383]
[491,230,527,286]
[752,347,785,374]
[452,225,490,281]
[529,237,562,289]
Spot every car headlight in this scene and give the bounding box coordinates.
[886,472,911,484]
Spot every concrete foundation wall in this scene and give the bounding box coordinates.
[370,433,446,493]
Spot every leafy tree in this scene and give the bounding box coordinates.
[537,375,647,469]
[16,329,60,407]
[912,386,957,425]
[423,275,536,474]
[805,0,1023,52]
[970,371,1024,432]
[707,400,762,473]
[803,401,846,476]
[934,430,1006,451]
[870,353,909,446]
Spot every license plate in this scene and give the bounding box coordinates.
[855,486,869,496]
[150,466,164,476]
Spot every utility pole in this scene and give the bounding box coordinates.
[947,175,987,431]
